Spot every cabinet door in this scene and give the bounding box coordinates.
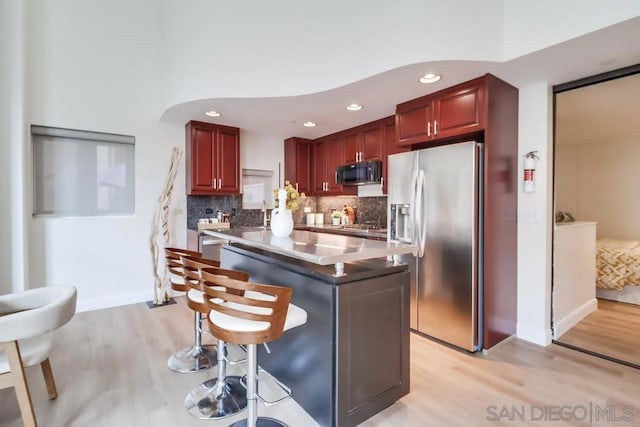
[396,100,433,146]
[433,82,484,139]
[190,126,216,193]
[295,140,311,194]
[326,136,345,193]
[361,124,382,161]
[343,132,360,164]
[285,138,311,194]
[312,140,327,194]
[284,138,297,188]
[216,127,240,193]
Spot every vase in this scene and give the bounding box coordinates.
[270,188,294,237]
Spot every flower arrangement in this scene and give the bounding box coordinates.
[331,210,342,219]
[273,180,306,211]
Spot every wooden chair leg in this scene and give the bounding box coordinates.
[40,358,58,400]
[4,341,37,427]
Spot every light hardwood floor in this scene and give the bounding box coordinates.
[556,298,640,367]
[1,297,639,426]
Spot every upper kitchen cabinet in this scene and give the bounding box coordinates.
[186,121,240,195]
[312,137,356,196]
[396,76,485,147]
[284,137,312,194]
[312,139,327,194]
[343,124,382,164]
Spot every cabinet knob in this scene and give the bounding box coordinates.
[427,121,431,136]
[218,178,221,189]
[213,179,217,189]
[434,120,438,136]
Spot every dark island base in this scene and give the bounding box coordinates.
[220,243,410,427]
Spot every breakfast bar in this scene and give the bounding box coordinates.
[203,228,416,427]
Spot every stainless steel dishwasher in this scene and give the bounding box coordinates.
[199,235,228,262]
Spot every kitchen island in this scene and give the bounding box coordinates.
[203,228,416,427]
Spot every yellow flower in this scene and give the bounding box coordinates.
[274,180,306,211]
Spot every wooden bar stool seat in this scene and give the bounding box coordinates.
[200,269,307,427]
[165,247,218,373]
[182,258,253,420]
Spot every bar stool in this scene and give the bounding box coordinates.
[202,271,307,427]
[182,258,250,419]
[165,247,218,373]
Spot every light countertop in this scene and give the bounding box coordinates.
[202,228,416,266]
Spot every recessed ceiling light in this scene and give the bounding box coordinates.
[205,110,221,117]
[347,103,363,111]
[419,73,441,84]
[303,121,317,128]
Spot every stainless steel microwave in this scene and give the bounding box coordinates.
[336,160,382,185]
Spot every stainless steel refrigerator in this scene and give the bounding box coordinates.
[387,141,482,351]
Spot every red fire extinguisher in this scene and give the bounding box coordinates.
[523,151,539,193]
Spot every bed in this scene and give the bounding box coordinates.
[596,238,640,305]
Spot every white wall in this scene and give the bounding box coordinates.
[0,1,28,294]
[24,0,185,311]
[554,145,578,215]
[240,131,285,187]
[556,138,640,239]
[516,82,554,346]
[502,0,640,59]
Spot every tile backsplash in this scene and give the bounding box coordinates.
[187,194,387,230]
[315,196,387,228]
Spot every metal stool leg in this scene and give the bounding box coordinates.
[168,311,216,373]
[185,338,248,419]
[230,344,286,427]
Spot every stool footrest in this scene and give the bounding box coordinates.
[225,343,247,365]
[241,367,292,407]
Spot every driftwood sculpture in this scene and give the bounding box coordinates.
[149,147,183,305]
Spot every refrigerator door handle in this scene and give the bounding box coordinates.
[415,169,427,257]
[409,167,419,243]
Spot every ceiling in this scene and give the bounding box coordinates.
[161,16,640,140]
[556,71,640,146]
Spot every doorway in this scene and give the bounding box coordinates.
[552,64,640,368]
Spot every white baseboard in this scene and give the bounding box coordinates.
[516,323,553,346]
[76,290,153,313]
[553,298,598,339]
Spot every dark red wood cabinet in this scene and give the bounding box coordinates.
[311,137,356,196]
[186,121,240,195]
[284,137,312,194]
[396,77,485,147]
[326,136,347,193]
[312,140,327,194]
[342,126,382,164]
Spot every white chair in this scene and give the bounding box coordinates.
[0,286,77,427]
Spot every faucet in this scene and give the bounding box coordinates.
[262,200,270,227]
